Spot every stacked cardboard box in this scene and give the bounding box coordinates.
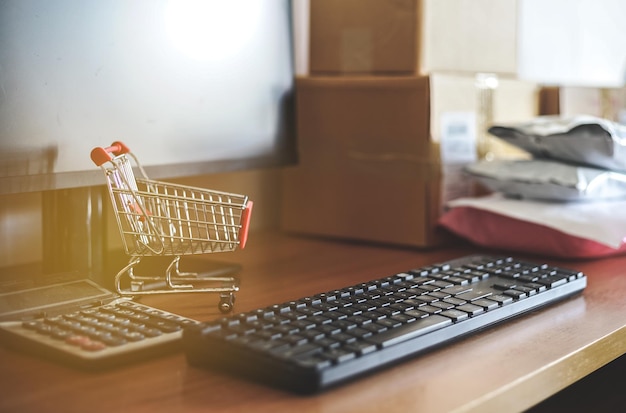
[559,86,626,123]
[282,0,541,247]
[308,0,518,75]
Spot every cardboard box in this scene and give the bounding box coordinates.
[430,73,538,160]
[559,86,626,123]
[421,0,518,75]
[309,0,420,75]
[281,155,445,247]
[295,76,432,160]
[281,75,539,247]
[538,87,561,116]
[308,0,517,75]
[282,76,444,247]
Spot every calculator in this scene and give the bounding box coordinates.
[0,278,200,369]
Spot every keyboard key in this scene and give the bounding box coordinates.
[455,289,493,302]
[490,294,514,305]
[456,304,484,316]
[442,285,473,296]
[324,348,356,364]
[440,309,469,322]
[503,289,527,300]
[538,276,568,288]
[367,315,452,347]
[344,341,377,355]
[273,339,320,357]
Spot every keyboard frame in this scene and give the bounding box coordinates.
[183,255,587,393]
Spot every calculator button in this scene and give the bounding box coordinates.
[66,335,92,346]
[123,331,146,341]
[81,340,107,351]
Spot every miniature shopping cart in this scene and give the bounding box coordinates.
[91,141,253,313]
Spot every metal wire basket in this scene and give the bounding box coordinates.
[91,141,253,313]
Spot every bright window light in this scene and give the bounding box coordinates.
[164,0,261,61]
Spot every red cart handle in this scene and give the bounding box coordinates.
[238,201,253,249]
[90,141,131,166]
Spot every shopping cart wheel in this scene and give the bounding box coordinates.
[218,293,235,313]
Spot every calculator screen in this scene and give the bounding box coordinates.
[0,280,113,319]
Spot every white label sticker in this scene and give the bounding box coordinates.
[439,112,478,164]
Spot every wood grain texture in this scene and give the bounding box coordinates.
[1,231,625,413]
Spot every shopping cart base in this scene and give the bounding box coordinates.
[115,256,239,313]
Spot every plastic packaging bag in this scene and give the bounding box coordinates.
[488,115,626,172]
[465,159,626,201]
[438,194,626,258]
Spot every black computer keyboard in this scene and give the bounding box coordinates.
[183,255,587,393]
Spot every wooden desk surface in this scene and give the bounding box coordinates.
[1,231,625,413]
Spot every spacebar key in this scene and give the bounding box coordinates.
[368,315,452,348]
